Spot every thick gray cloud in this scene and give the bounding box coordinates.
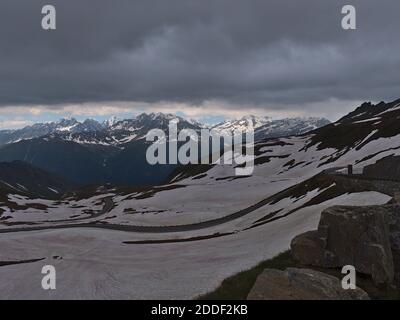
[1,0,400,112]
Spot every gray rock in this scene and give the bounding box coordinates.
[291,230,335,267]
[247,268,369,300]
[291,205,394,285]
[386,205,400,286]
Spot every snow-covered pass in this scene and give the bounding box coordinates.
[146,119,255,176]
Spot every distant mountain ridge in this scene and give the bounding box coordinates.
[0,112,330,187]
[0,99,399,192]
[0,113,330,147]
[211,115,330,141]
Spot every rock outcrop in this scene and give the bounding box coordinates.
[291,205,400,286]
[387,206,400,285]
[247,268,369,300]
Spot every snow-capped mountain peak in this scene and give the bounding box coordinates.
[147,112,176,120]
[104,116,121,128]
[55,118,80,132]
[212,115,272,132]
[0,112,330,147]
[211,115,330,140]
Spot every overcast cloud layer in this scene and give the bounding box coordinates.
[1,0,400,123]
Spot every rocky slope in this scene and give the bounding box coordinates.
[0,161,75,199]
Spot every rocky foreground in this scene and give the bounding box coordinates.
[248,268,369,300]
[248,203,400,300]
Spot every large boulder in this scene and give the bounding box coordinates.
[291,205,394,286]
[387,205,400,285]
[247,268,369,300]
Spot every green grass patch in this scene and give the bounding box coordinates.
[198,251,296,300]
[199,250,400,300]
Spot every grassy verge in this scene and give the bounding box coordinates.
[198,251,296,300]
[199,250,400,300]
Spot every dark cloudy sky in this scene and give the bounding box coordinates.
[1,0,399,128]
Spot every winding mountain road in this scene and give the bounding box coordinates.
[0,174,395,236]
[0,186,288,234]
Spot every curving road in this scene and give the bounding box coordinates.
[1,173,394,235]
[0,189,282,234]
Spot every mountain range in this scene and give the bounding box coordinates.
[0,113,329,147]
[0,113,329,186]
[0,98,398,195]
[2,99,398,200]
[1,99,400,299]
